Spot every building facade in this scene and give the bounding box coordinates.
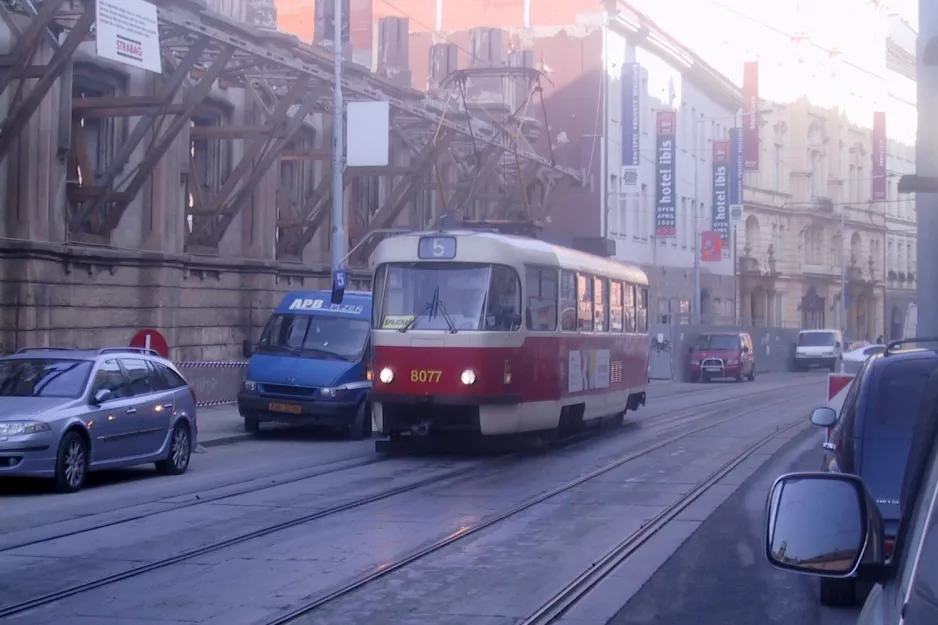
[602,10,740,325]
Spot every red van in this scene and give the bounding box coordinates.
[689,332,755,383]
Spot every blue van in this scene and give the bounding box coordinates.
[237,290,373,439]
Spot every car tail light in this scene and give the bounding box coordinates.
[188,385,197,404]
[885,538,895,556]
[366,359,373,382]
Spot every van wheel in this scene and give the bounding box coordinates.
[819,577,856,607]
[156,422,192,476]
[54,431,89,494]
[349,401,371,440]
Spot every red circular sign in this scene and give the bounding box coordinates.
[130,329,169,359]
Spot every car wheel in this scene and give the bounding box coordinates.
[819,576,856,607]
[156,422,192,476]
[54,431,89,494]
[244,417,260,434]
[349,401,371,440]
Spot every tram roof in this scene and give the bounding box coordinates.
[371,230,649,286]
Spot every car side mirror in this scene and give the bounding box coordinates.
[688,346,695,354]
[810,407,837,428]
[742,345,750,353]
[241,339,253,359]
[766,472,884,578]
[92,388,112,405]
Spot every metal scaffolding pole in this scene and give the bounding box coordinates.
[918,2,938,337]
[331,0,346,273]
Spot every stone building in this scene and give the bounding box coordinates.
[0,0,576,358]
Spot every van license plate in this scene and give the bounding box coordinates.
[268,402,302,414]
[705,366,721,372]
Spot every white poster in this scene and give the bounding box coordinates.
[568,350,583,393]
[594,349,611,389]
[95,0,162,74]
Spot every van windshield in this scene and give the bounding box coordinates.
[798,332,837,347]
[258,314,369,361]
[696,334,740,350]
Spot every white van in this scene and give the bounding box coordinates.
[794,329,843,371]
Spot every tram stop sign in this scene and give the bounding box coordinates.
[331,269,348,304]
[130,329,169,359]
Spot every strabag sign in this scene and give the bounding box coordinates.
[95,0,162,74]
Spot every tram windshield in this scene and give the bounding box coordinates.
[374,262,522,331]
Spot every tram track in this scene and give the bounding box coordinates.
[255,392,802,625]
[0,380,813,621]
[0,375,793,554]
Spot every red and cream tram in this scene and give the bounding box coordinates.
[368,228,650,445]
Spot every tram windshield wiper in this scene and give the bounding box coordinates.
[399,290,438,333]
[435,298,458,334]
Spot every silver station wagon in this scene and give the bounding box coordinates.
[0,347,198,493]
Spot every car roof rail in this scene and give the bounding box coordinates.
[14,347,79,354]
[884,337,938,356]
[97,347,161,357]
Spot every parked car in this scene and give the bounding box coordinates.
[764,361,938,624]
[794,329,844,371]
[841,343,887,374]
[688,331,756,383]
[0,347,197,493]
[805,338,938,606]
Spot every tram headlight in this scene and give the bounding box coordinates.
[460,369,477,385]
[379,367,395,384]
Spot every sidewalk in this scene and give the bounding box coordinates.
[195,404,251,449]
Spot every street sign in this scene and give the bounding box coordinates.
[729,204,744,225]
[333,269,348,291]
[130,329,169,359]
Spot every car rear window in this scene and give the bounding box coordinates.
[798,332,837,347]
[874,359,938,430]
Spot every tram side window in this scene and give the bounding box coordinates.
[623,283,636,332]
[594,278,608,332]
[637,287,649,332]
[484,265,522,331]
[577,274,594,331]
[559,271,577,331]
[525,267,558,331]
[610,281,624,332]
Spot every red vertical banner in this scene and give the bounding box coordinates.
[743,61,760,172]
[872,112,887,201]
[349,0,373,50]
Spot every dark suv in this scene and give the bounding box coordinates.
[807,338,938,606]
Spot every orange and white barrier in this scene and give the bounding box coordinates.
[825,372,856,443]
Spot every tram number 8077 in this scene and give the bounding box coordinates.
[410,369,442,383]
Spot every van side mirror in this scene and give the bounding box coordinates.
[810,406,837,427]
[835,341,842,348]
[687,346,694,354]
[742,345,750,353]
[766,472,885,578]
[241,339,253,359]
[92,388,112,405]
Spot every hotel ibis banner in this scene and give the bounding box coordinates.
[872,112,887,201]
[655,110,677,238]
[621,62,641,168]
[711,140,730,243]
[743,61,760,171]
